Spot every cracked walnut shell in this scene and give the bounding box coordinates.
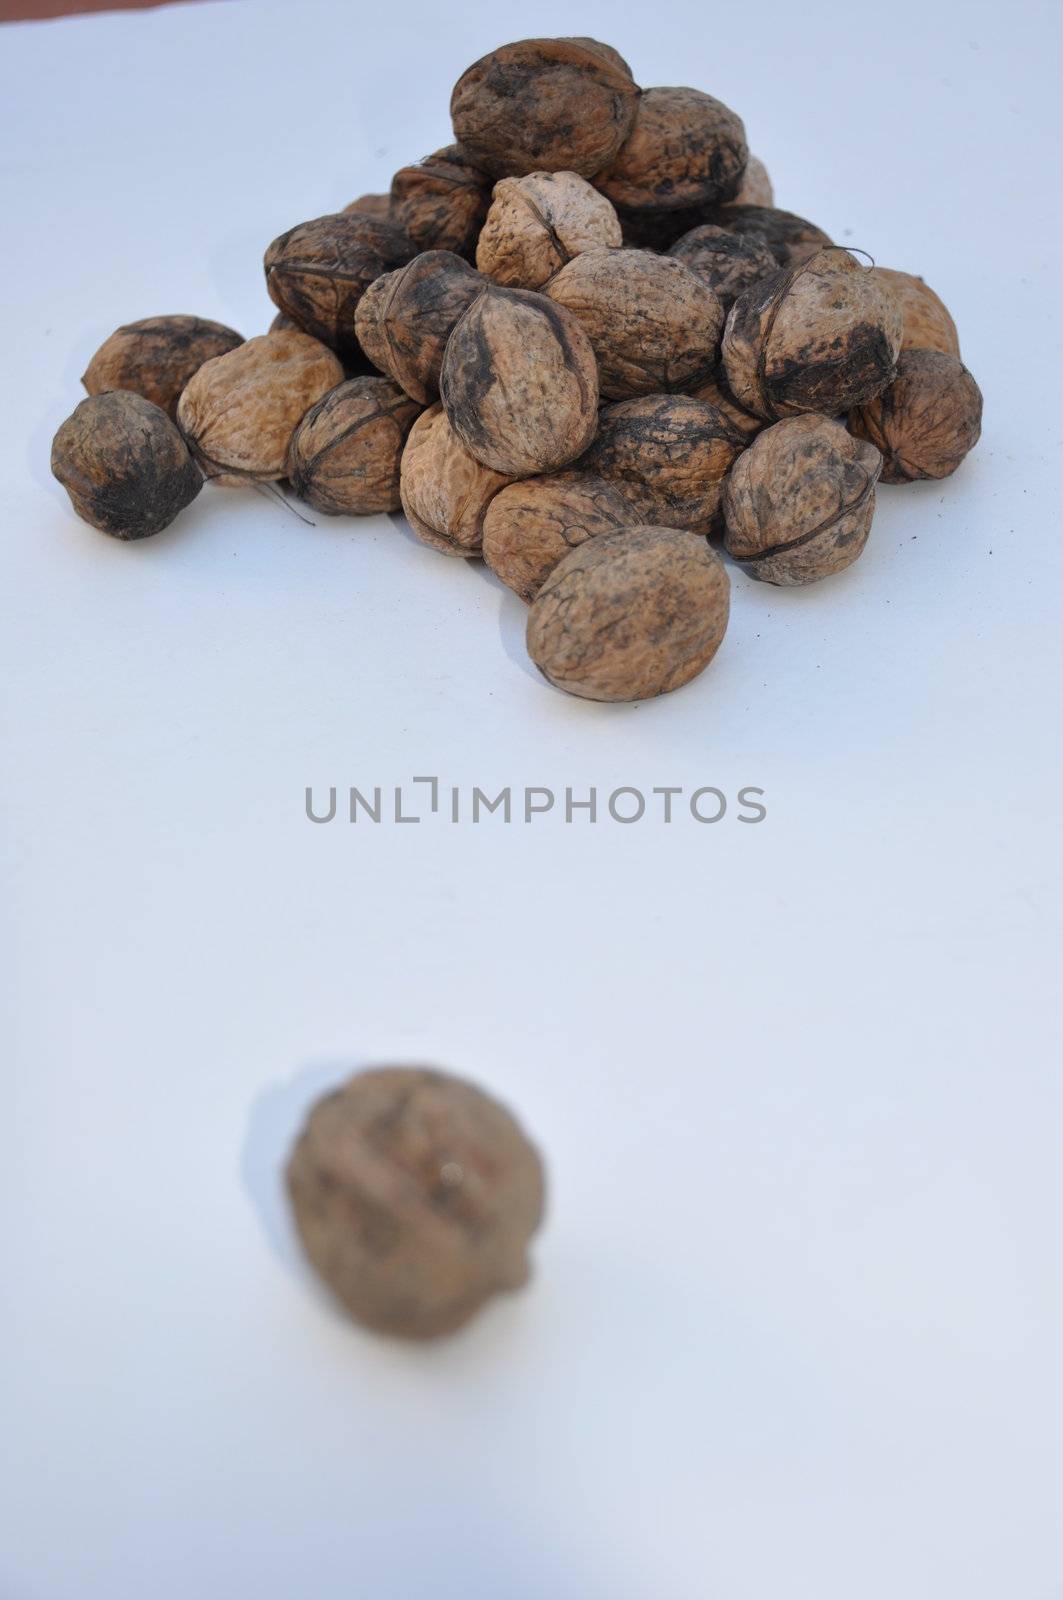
[286,376,422,515]
[476,171,622,289]
[81,315,244,419]
[482,471,637,600]
[52,390,202,540]
[399,403,514,556]
[355,250,486,405]
[849,350,982,483]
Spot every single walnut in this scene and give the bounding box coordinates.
[264,212,414,355]
[849,350,982,484]
[546,249,722,399]
[733,154,774,207]
[579,394,744,533]
[482,471,637,600]
[399,403,514,556]
[686,370,765,441]
[722,415,882,585]
[722,249,902,420]
[476,171,622,289]
[593,87,748,214]
[81,316,244,420]
[177,330,343,484]
[287,1066,545,1340]
[343,193,394,221]
[871,268,961,357]
[51,391,202,540]
[390,146,492,258]
[527,526,730,702]
[355,251,485,404]
[667,224,778,312]
[440,287,598,475]
[286,376,422,515]
[451,37,639,178]
[710,204,832,268]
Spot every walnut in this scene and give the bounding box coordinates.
[51,391,202,540]
[722,249,902,420]
[176,330,343,484]
[527,525,731,701]
[390,146,492,258]
[686,370,765,441]
[343,193,394,221]
[286,376,422,515]
[545,248,722,400]
[722,415,882,585]
[733,154,773,207]
[848,350,982,483]
[450,37,639,179]
[440,287,598,475]
[667,223,778,312]
[710,204,832,267]
[482,471,637,600]
[355,251,485,404]
[871,268,961,357]
[287,1066,545,1340]
[476,171,622,289]
[593,87,748,214]
[263,212,414,356]
[578,394,745,532]
[399,403,514,556]
[81,316,244,420]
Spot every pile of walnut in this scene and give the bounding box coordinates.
[51,36,983,705]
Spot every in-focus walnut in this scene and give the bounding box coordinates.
[593,87,748,214]
[578,394,745,532]
[722,249,902,420]
[81,316,244,420]
[52,391,203,540]
[450,37,639,178]
[482,471,637,600]
[287,1066,545,1340]
[390,146,492,258]
[871,268,961,357]
[177,330,343,484]
[476,171,622,289]
[264,212,414,356]
[399,403,514,555]
[733,154,774,207]
[687,370,765,441]
[722,414,882,585]
[286,376,422,515]
[440,287,598,474]
[355,251,485,404]
[343,193,394,221]
[667,224,778,312]
[527,525,731,702]
[849,350,982,483]
[709,204,832,268]
[546,248,722,399]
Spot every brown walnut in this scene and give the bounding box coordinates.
[710,204,833,268]
[440,287,598,475]
[343,193,394,221]
[722,249,902,420]
[399,403,514,556]
[593,86,748,214]
[849,350,982,483]
[871,268,961,357]
[578,394,745,532]
[287,1066,545,1340]
[733,154,774,207]
[263,212,414,356]
[527,525,731,702]
[286,376,422,515]
[667,223,778,312]
[482,471,637,601]
[355,251,486,404]
[390,146,492,258]
[81,316,244,420]
[476,171,622,289]
[51,391,202,540]
[176,330,343,484]
[450,37,639,179]
[722,414,882,585]
[686,370,765,441]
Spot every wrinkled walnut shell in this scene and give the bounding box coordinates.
[355,251,486,405]
[722,414,882,585]
[264,212,414,356]
[482,471,637,600]
[390,146,492,258]
[593,86,748,213]
[286,376,422,515]
[578,394,745,532]
[399,403,514,556]
[871,268,961,358]
[287,1066,545,1340]
[849,350,982,483]
[476,171,622,289]
[710,204,832,268]
[51,391,202,540]
[686,370,765,441]
[667,223,778,312]
[81,315,244,420]
[527,525,731,702]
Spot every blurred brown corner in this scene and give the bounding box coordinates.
[2,0,216,19]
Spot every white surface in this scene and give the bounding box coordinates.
[2,1,1062,1596]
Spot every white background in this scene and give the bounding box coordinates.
[2,1,1062,1596]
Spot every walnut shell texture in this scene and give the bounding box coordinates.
[343,193,394,221]
[287,1066,545,1340]
[546,248,722,400]
[711,204,832,268]
[578,394,745,532]
[722,414,882,585]
[286,376,422,515]
[264,212,415,355]
[667,223,778,312]
[733,154,774,207]
[849,350,982,484]
[593,86,748,213]
[81,316,244,420]
[527,525,731,701]
[440,287,599,475]
[390,146,492,258]
[451,37,639,178]
[482,471,637,600]
[722,249,902,421]
[686,370,766,441]
[871,267,961,357]
[51,391,202,540]
[355,251,486,404]
[399,403,514,556]
[176,330,344,485]
[476,171,622,289]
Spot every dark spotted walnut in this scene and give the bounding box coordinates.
[871,268,961,357]
[709,204,833,268]
[593,87,748,214]
[722,249,902,421]
[355,251,486,405]
[722,415,882,585]
[687,370,765,441]
[286,377,422,515]
[287,1066,545,1340]
[399,403,514,556]
[51,391,202,540]
[81,316,244,420]
[527,525,731,702]
[450,37,639,179]
[849,350,982,483]
[440,287,598,475]
[263,212,415,357]
[482,471,637,600]
[390,146,492,258]
[476,171,622,289]
[578,394,745,532]
[667,224,778,312]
